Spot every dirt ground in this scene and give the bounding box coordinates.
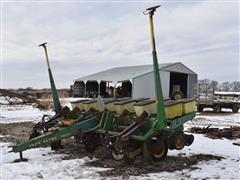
[0,122,224,178]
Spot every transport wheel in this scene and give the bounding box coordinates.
[173,132,186,150]
[232,105,239,113]
[172,91,184,100]
[112,149,124,161]
[151,139,168,161]
[213,105,221,113]
[50,141,62,150]
[184,134,194,146]
[197,105,204,112]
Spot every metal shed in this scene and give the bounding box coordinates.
[73,62,197,99]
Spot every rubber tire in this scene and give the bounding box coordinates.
[213,105,221,113]
[185,134,194,146]
[172,91,184,100]
[197,105,204,112]
[172,132,186,150]
[232,105,239,113]
[151,139,168,161]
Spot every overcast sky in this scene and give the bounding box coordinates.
[1,1,239,89]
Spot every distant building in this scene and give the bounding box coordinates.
[73,62,197,99]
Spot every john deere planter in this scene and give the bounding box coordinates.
[12,5,195,163]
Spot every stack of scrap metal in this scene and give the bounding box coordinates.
[189,125,240,139]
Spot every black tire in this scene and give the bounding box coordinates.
[213,105,221,113]
[151,139,168,161]
[184,134,194,146]
[232,105,239,113]
[169,132,186,150]
[197,105,204,112]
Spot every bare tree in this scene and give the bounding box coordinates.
[211,80,218,92]
[230,81,240,92]
[222,81,231,92]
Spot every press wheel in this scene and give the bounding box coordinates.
[151,139,168,161]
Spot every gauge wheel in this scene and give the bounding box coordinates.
[152,139,168,161]
[232,105,239,113]
[213,105,221,113]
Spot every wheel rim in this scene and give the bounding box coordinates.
[174,94,182,100]
[152,140,166,158]
[112,150,124,160]
[175,135,185,150]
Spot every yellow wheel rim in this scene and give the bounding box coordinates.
[153,150,165,158]
[174,94,182,100]
[153,144,166,158]
[175,136,185,149]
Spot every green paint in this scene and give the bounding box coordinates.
[48,68,61,114]
[12,116,98,153]
[148,9,166,129]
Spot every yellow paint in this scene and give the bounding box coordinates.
[134,101,184,120]
[182,100,196,114]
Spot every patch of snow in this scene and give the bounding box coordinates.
[1,142,106,180]
[186,111,240,128]
[0,105,53,124]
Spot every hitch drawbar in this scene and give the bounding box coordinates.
[11,117,98,160]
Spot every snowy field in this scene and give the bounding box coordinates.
[0,100,240,179]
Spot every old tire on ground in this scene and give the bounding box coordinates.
[172,91,184,100]
[197,105,204,112]
[151,139,168,161]
[213,105,221,113]
[50,141,62,150]
[232,105,239,113]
